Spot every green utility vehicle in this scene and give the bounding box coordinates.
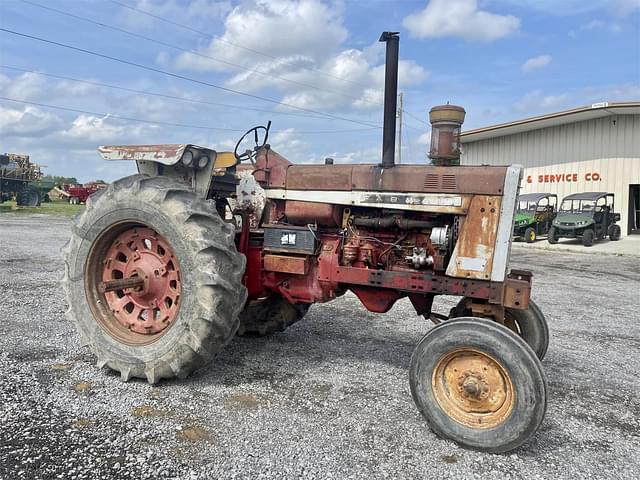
[513,192,557,242]
[548,192,621,246]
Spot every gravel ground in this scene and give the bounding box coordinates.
[1,214,639,480]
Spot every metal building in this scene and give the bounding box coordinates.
[460,102,640,237]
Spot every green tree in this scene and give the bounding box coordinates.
[41,175,78,185]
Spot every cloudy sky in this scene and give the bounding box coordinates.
[1,0,638,182]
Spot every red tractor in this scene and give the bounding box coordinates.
[63,33,548,453]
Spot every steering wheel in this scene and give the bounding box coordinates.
[234,121,272,163]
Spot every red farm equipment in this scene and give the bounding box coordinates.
[63,32,548,453]
[59,182,106,204]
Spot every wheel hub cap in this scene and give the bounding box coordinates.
[432,348,515,429]
[101,227,181,335]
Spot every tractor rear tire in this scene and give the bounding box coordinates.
[582,228,595,247]
[237,295,310,336]
[62,174,247,383]
[449,298,549,360]
[547,226,559,244]
[524,227,536,243]
[409,317,547,453]
[16,187,40,207]
[609,224,621,241]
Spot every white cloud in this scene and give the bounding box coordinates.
[269,128,310,160]
[522,55,552,73]
[120,0,232,29]
[175,0,347,72]
[512,90,570,114]
[579,19,623,33]
[0,105,62,137]
[307,146,381,164]
[581,83,640,103]
[417,131,431,145]
[403,0,520,42]
[497,0,639,17]
[62,114,149,143]
[2,72,46,100]
[172,0,428,111]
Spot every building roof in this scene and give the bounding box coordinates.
[519,192,557,203]
[461,101,640,143]
[562,192,610,201]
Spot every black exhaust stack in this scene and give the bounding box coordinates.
[379,31,399,169]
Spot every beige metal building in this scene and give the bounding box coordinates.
[460,102,640,237]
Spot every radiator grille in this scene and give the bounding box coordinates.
[442,174,457,190]
[423,174,439,190]
[423,173,458,191]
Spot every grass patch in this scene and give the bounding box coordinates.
[0,200,84,217]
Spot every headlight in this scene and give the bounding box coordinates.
[182,150,194,166]
[197,155,209,168]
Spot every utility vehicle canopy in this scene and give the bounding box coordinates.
[562,192,610,201]
[519,193,555,203]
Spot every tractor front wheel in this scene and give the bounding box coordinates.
[547,226,559,244]
[409,317,547,453]
[237,295,310,336]
[449,299,549,360]
[504,301,549,360]
[63,174,247,383]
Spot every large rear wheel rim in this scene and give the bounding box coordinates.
[85,223,182,346]
[432,348,515,429]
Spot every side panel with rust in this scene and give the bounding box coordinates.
[281,163,508,195]
[446,196,502,280]
[255,149,508,195]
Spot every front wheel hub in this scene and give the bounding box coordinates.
[432,348,515,429]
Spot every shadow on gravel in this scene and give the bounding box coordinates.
[189,309,422,388]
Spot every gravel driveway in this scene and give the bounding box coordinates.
[1,215,639,479]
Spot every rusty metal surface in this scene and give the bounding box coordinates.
[370,166,507,195]
[284,164,508,195]
[253,148,291,188]
[428,104,466,166]
[286,165,355,190]
[98,144,188,165]
[90,226,182,339]
[255,147,508,196]
[98,277,145,293]
[503,274,532,309]
[263,254,308,275]
[446,196,502,280]
[284,201,342,227]
[470,302,506,322]
[432,348,515,429]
